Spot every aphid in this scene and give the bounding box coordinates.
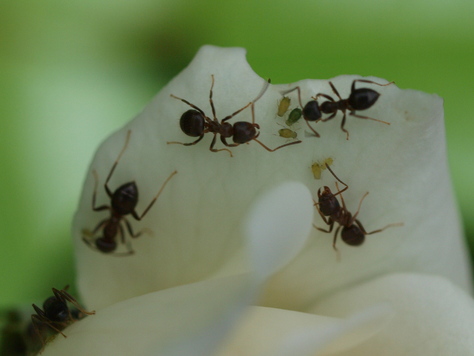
[30,286,95,351]
[313,79,394,140]
[82,130,177,256]
[167,75,301,157]
[276,96,291,117]
[285,108,302,126]
[313,164,402,251]
[280,86,323,137]
[311,157,334,179]
[278,128,297,139]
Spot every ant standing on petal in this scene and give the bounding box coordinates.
[167,75,302,157]
[82,130,177,256]
[313,164,403,252]
[30,286,95,353]
[281,79,393,139]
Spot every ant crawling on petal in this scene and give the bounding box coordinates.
[82,130,177,256]
[281,79,393,139]
[29,286,95,353]
[167,75,302,157]
[313,164,402,251]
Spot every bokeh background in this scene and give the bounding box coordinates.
[1,0,473,307]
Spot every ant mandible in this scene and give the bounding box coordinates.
[82,130,177,256]
[30,286,95,351]
[167,75,302,157]
[313,164,402,251]
[281,79,393,139]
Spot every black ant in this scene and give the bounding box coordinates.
[167,75,302,157]
[281,79,393,139]
[313,164,402,251]
[30,286,95,352]
[82,130,177,256]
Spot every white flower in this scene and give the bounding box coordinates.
[44,46,473,355]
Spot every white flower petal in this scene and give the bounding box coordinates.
[217,304,392,356]
[309,273,474,355]
[42,274,256,356]
[245,182,314,280]
[74,45,471,312]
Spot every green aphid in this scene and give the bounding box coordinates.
[277,97,291,117]
[286,108,302,126]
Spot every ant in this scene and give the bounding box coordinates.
[30,286,95,352]
[281,79,393,139]
[313,164,402,251]
[167,75,302,157]
[82,130,177,256]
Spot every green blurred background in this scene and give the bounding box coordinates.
[1,0,473,307]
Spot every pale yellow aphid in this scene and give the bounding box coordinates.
[278,128,298,139]
[277,96,291,117]
[311,158,334,179]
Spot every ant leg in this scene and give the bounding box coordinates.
[209,134,233,157]
[340,113,350,140]
[313,93,335,102]
[313,218,334,233]
[209,74,217,119]
[53,289,95,316]
[103,130,132,197]
[91,219,107,235]
[170,95,206,117]
[31,313,67,339]
[123,218,151,238]
[349,192,370,224]
[92,171,110,210]
[355,219,404,235]
[167,134,205,146]
[249,79,271,124]
[280,86,303,108]
[304,120,321,138]
[252,138,302,152]
[324,165,348,197]
[332,225,342,252]
[221,136,239,148]
[349,112,390,125]
[221,102,252,123]
[328,82,343,100]
[334,181,349,212]
[119,223,135,255]
[132,170,178,221]
[351,79,394,92]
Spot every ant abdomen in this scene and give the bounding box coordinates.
[96,238,117,253]
[341,225,365,246]
[348,89,380,111]
[180,110,205,137]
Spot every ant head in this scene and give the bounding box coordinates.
[348,88,380,111]
[341,224,365,246]
[302,100,322,122]
[42,296,69,322]
[111,182,139,215]
[96,237,117,253]
[232,122,258,144]
[180,110,205,137]
[317,186,333,198]
[317,186,341,216]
